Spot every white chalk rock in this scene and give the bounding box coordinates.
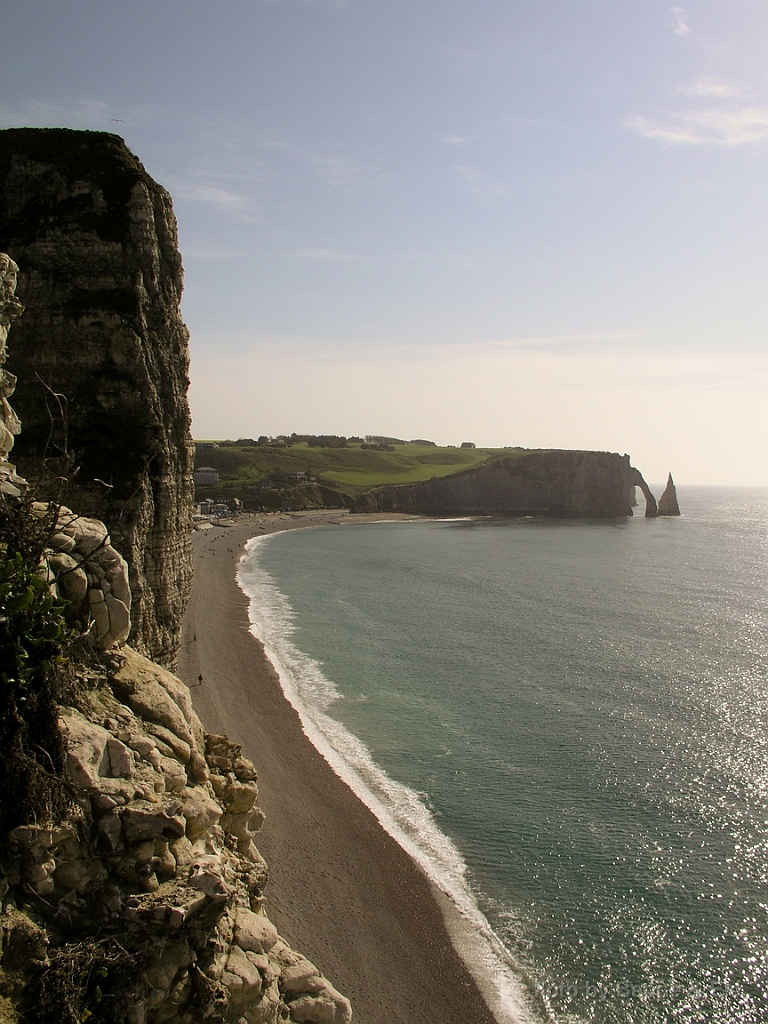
[111,649,201,753]
[105,556,131,607]
[222,779,259,815]
[106,736,134,779]
[222,945,263,1007]
[105,593,131,644]
[233,908,278,955]
[62,712,111,787]
[288,995,348,1024]
[47,551,89,606]
[88,590,109,640]
[158,754,188,794]
[180,785,222,842]
[143,938,193,1011]
[49,531,77,554]
[188,862,232,901]
[67,516,110,556]
[281,961,325,995]
[121,800,186,843]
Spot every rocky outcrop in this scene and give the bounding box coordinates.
[657,473,681,516]
[0,647,351,1024]
[0,128,194,669]
[41,504,132,649]
[365,449,658,518]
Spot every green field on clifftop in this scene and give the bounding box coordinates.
[193,440,509,508]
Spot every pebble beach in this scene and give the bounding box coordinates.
[177,511,502,1024]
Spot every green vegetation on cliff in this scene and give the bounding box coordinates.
[194,440,507,508]
[193,441,649,518]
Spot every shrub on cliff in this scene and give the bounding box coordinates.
[0,498,74,834]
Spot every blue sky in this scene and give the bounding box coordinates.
[1,0,766,485]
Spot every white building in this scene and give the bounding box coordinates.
[194,466,220,486]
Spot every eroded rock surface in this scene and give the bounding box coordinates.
[0,647,352,1024]
[0,128,194,669]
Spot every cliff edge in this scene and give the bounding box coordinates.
[0,128,194,670]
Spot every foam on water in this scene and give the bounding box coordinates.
[237,532,542,1024]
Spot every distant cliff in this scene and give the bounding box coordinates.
[363,449,658,517]
[0,128,194,669]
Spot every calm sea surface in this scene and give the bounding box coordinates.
[237,487,768,1023]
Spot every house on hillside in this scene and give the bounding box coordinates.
[286,472,308,484]
[194,466,220,486]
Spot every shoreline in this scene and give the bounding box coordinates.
[176,510,519,1024]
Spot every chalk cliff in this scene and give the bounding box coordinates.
[657,473,681,516]
[0,646,351,1024]
[0,128,194,669]
[365,449,658,517]
[0,235,351,1021]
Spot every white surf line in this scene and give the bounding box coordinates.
[237,531,543,1024]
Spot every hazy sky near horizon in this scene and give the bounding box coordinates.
[1,1,766,485]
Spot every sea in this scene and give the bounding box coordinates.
[235,486,768,1024]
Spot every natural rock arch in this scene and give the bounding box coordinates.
[629,467,658,517]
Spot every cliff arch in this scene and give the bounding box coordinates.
[629,467,657,517]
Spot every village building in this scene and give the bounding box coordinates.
[194,466,220,486]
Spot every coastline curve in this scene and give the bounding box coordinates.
[237,529,542,1024]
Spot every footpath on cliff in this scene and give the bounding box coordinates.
[177,511,507,1024]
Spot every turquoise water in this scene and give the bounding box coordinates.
[237,487,768,1023]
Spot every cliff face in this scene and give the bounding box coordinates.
[369,449,658,517]
[0,128,194,668]
[0,426,350,1024]
[0,647,351,1024]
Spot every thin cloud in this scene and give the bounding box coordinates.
[671,6,691,37]
[168,178,266,224]
[626,106,768,146]
[172,182,246,208]
[680,76,754,100]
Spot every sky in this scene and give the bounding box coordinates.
[0,1,766,486]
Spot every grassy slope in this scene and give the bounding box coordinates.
[193,442,505,507]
